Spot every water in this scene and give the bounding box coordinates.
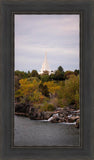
[14,115,80,146]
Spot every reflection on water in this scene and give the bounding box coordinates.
[14,115,80,146]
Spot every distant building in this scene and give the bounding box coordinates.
[39,52,54,75]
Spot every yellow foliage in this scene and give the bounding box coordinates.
[15,78,44,103]
[44,81,61,95]
[18,78,41,96]
[62,75,79,107]
[15,75,79,109]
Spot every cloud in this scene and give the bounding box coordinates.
[15,14,79,71]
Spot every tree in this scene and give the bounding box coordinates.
[39,83,49,97]
[64,71,74,79]
[62,75,79,108]
[31,70,39,77]
[74,69,79,76]
[15,79,45,104]
[40,74,50,82]
[15,75,20,91]
[54,70,64,80]
[15,70,28,79]
[54,66,65,80]
[58,66,64,72]
[27,71,32,77]
[49,73,55,80]
[44,81,61,96]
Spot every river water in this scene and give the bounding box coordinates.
[14,115,80,146]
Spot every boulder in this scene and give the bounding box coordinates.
[50,116,65,123]
[43,112,53,120]
[75,119,80,128]
[68,116,80,123]
[29,107,41,120]
[15,103,30,114]
[49,113,65,123]
[50,117,60,123]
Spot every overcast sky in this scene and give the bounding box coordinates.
[15,14,79,72]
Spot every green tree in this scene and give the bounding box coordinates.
[40,74,50,82]
[58,66,64,72]
[15,70,28,79]
[49,73,55,80]
[39,83,49,97]
[54,66,65,80]
[27,71,32,77]
[74,69,79,76]
[54,70,64,80]
[31,70,39,77]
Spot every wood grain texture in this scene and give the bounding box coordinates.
[0,0,94,159]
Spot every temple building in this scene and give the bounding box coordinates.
[39,52,52,75]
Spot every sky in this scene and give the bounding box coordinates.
[15,14,80,72]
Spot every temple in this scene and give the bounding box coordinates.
[39,52,51,75]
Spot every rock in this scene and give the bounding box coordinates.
[51,117,65,123]
[43,112,53,120]
[68,116,80,122]
[29,108,54,120]
[58,113,64,117]
[49,113,65,123]
[75,119,80,128]
[29,107,42,120]
[15,103,80,125]
[15,103,30,114]
[50,117,59,123]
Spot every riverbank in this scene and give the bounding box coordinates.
[15,103,80,128]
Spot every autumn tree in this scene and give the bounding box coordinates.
[62,75,79,108]
[64,71,74,79]
[15,79,44,104]
[44,81,61,97]
[15,70,28,79]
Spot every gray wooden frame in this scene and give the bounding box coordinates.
[0,0,94,159]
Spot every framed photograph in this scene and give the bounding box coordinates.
[0,0,94,159]
[14,14,80,147]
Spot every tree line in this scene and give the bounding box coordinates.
[15,66,79,90]
[15,66,79,111]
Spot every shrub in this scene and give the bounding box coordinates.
[39,103,55,112]
[62,75,79,109]
[50,98,58,107]
[47,104,55,111]
[57,99,64,108]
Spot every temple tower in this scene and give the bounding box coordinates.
[39,52,51,74]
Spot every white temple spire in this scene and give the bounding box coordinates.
[39,52,51,74]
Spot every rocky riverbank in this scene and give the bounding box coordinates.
[15,103,80,128]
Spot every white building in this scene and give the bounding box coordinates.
[39,52,52,75]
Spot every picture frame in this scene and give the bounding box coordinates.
[0,0,94,159]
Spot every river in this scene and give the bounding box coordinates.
[14,115,80,146]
